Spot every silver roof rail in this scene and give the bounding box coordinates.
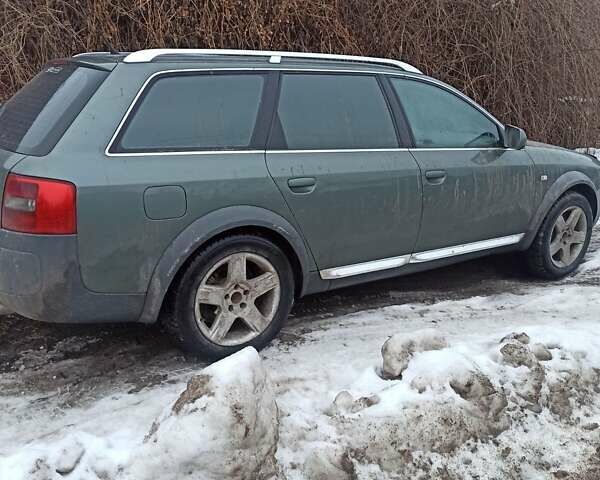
[73,51,112,57]
[122,49,422,74]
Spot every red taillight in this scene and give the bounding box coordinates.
[2,174,76,234]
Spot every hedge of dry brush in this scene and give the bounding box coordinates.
[1,0,600,147]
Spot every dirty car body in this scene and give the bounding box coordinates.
[0,49,598,357]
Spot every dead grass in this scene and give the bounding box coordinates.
[1,0,600,147]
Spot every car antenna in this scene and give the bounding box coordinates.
[106,44,120,55]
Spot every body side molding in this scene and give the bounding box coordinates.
[410,234,525,263]
[320,255,411,280]
[319,233,525,280]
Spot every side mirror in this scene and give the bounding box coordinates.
[504,125,527,150]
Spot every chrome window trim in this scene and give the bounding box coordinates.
[107,150,264,158]
[319,233,525,280]
[121,48,423,74]
[267,148,411,154]
[105,67,506,157]
[410,148,515,152]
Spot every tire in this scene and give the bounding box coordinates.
[162,234,295,360]
[525,192,593,279]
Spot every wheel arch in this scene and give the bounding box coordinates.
[522,171,599,250]
[137,206,316,324]
[568,183,598,220]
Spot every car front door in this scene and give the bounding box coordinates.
[265,72,422,279]
[389,76,536,259]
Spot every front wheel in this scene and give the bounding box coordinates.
[163,235,295,359]
[525,192,593,279]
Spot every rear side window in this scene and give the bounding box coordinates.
[0,63,108,156]
[112,74,265,153]
[390,78,501,149]
[271,74,398,150]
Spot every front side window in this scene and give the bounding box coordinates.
[390,78,501,149]
[272,74,398,150]
[112,73,265,153]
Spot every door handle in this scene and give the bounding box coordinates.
[287,177,316,194]
[425,170,447,185]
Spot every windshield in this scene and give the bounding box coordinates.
[0,62,108,156]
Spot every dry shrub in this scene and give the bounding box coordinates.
[1,0,599,147]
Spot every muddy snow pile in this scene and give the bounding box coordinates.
[303,326,600,478]
[3,285,600,479]
[0,347,279,480]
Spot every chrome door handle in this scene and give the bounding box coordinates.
[425,170,447,185]
[287,177,316,193]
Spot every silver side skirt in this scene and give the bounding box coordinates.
[319,233,525,280]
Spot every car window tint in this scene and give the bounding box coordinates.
[114,74,264,152]
[391,78,501,149]
[273,74,398,150]
[0,63,108,156]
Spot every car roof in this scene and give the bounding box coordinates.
[72,49,422,75]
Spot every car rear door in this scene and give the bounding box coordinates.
[265,72,422,279]
[388,76,536,259]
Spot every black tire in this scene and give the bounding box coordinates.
[162,234,295,360]
[525,192,593,279]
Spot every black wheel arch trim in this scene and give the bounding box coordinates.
[138,205,316,324]
[521,171,599,250]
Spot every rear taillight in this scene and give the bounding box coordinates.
[2,174,76,234]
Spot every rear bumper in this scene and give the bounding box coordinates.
[0,229,144,323]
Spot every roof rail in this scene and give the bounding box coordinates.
[73,51,113,57]
[121,49,422,74]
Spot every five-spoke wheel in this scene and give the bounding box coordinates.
[526,192,592,279]
[548,206,588,268]
[194,252,281,346]
[162,235,294,359]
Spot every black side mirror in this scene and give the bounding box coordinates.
[504,125,527,150]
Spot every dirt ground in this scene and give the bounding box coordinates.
[1,229,598,412]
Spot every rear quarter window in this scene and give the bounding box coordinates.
[110,73,265,153]
[0,63,108,156]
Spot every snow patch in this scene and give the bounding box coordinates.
[3,285,600,479]
[310,323,600,478]
[380,328,447,379]
[130,347,279,480]
[0,347,279,480]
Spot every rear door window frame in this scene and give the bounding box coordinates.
[266,70,408,151]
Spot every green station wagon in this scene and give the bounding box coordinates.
[0,49,598,359]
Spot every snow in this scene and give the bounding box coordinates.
[576,147,600,159]
[128,347,279,480]
[1,348,279,480]
[2,282,600,478]
[580,244,600,272]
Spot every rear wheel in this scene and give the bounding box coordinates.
[526,192,593,279]
[163,235,295,359]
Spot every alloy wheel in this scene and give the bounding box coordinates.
[193,252,281,346]
[549,205,587,268]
